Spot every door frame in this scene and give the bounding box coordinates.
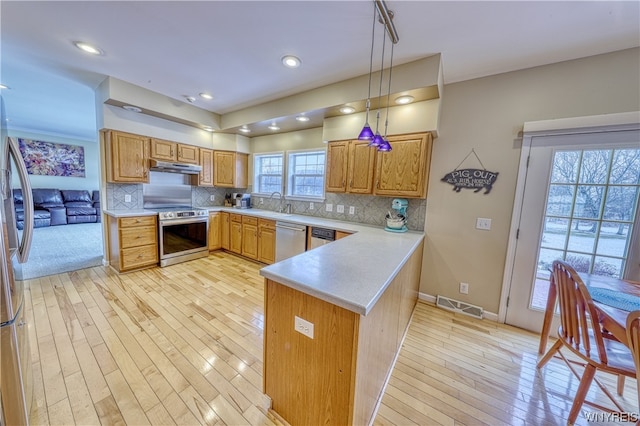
[498,111,640,323]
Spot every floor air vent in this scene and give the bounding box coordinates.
[436,295,484,319]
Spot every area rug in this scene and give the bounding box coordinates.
[17,222,104,280]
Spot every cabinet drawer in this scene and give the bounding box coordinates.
[259,218,275,230]
[121,245,158,270]
[120,216,156,228]
[242,216,258,226]
[120,225,157,248]
[230,213,243,223]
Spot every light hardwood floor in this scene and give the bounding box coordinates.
[25,251,637,425]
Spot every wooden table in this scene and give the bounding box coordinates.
[538,272,640,354]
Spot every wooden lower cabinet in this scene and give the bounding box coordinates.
[229,214,242,254]
[220,212,230,250]
[336,230,352,240]
[264,241,424,425]
[107,215,158,272]
[241,216,258,259]
[208,212,221,250]
[258,219,276,264]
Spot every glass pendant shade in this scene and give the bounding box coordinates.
[369,132,384,147]
[358,124,374,140]
[377,138,392,152]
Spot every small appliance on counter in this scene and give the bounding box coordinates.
[385,198,408,233]
[233,193,251,209]
[224,193,233,207]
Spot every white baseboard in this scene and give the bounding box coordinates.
[418,292,498,322]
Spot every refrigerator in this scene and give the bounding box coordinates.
[0,96,35,425]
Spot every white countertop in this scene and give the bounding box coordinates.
[103,206,424,315]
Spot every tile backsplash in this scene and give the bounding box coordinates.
[107,183,426,231]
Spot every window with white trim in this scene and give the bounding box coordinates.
[286,149,326,199]
[253,152,283,195]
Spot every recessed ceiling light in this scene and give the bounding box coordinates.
[295,115,310,122]
[199,93,213,100]
[395,95,415,105]
[340,106,355,114]
[281,55,301,68]
[122,105,142,113]
[239,126,251,133]
[268,123,280,131]
[73,41,104,56]
[0,84,10,90]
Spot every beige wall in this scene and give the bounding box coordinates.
[423,47,640,313]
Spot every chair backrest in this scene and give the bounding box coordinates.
[553,260,608,363]
[626,310,640,378]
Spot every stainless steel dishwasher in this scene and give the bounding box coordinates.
[275,221,307,262]
[309,226,336,249]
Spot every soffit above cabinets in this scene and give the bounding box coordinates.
[99,55,442,138]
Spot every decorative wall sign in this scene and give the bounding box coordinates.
[441,149,498,194]
[18,138,85,177]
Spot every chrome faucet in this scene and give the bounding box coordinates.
[269,191,283,212]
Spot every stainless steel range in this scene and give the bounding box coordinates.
[142,171,209,266]
[155,206,209,267]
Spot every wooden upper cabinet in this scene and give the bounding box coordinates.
[104,130,150,183]
[177,144,199,164]
[326,140,375,194]
[197,148,214,187]
[348,140,376,193]
[374,132,433,198]
[325,141,349,193]
[214,151,248,188]
[150,138,177,161]
[150,138,199,164]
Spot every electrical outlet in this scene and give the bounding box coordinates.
[309,202,314,210]
[260,197,264,204]
[337,204,344,213]
[210,194,215,201]
[124,194,132,203]
[349,206,355,215]
[476,217,492,230]
[294,316,314,339]
[459,282,469,294]
[325,203,333,212]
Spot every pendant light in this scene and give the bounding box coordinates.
[377,41,394,152]
[368,27,387,148]
[357,3,377,141]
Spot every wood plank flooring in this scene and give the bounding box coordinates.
[25,251,637,425]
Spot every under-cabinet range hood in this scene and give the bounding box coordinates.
[149,159,201,175]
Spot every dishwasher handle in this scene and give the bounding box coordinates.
[275,222,306,232]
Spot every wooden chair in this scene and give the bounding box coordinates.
[537,260,636,424]
[626,310,640,413]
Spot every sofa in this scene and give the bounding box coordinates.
[14,188,101,229]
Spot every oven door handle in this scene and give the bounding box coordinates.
[160,218,208,226]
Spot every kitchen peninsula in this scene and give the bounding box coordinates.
[259,220,424,426]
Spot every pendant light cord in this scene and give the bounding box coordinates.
[383,42,394,137]
[374,28,387,133]
[364,3,377,122]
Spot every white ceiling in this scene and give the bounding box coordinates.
[1,1,638,141]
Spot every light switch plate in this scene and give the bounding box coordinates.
[124,194,132,203]
[325,203,333,212]
[349,206,355,215]
[294,316,314,339]
[337,204,344,213]
[210,195,215,201]
[309,202,314,210]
